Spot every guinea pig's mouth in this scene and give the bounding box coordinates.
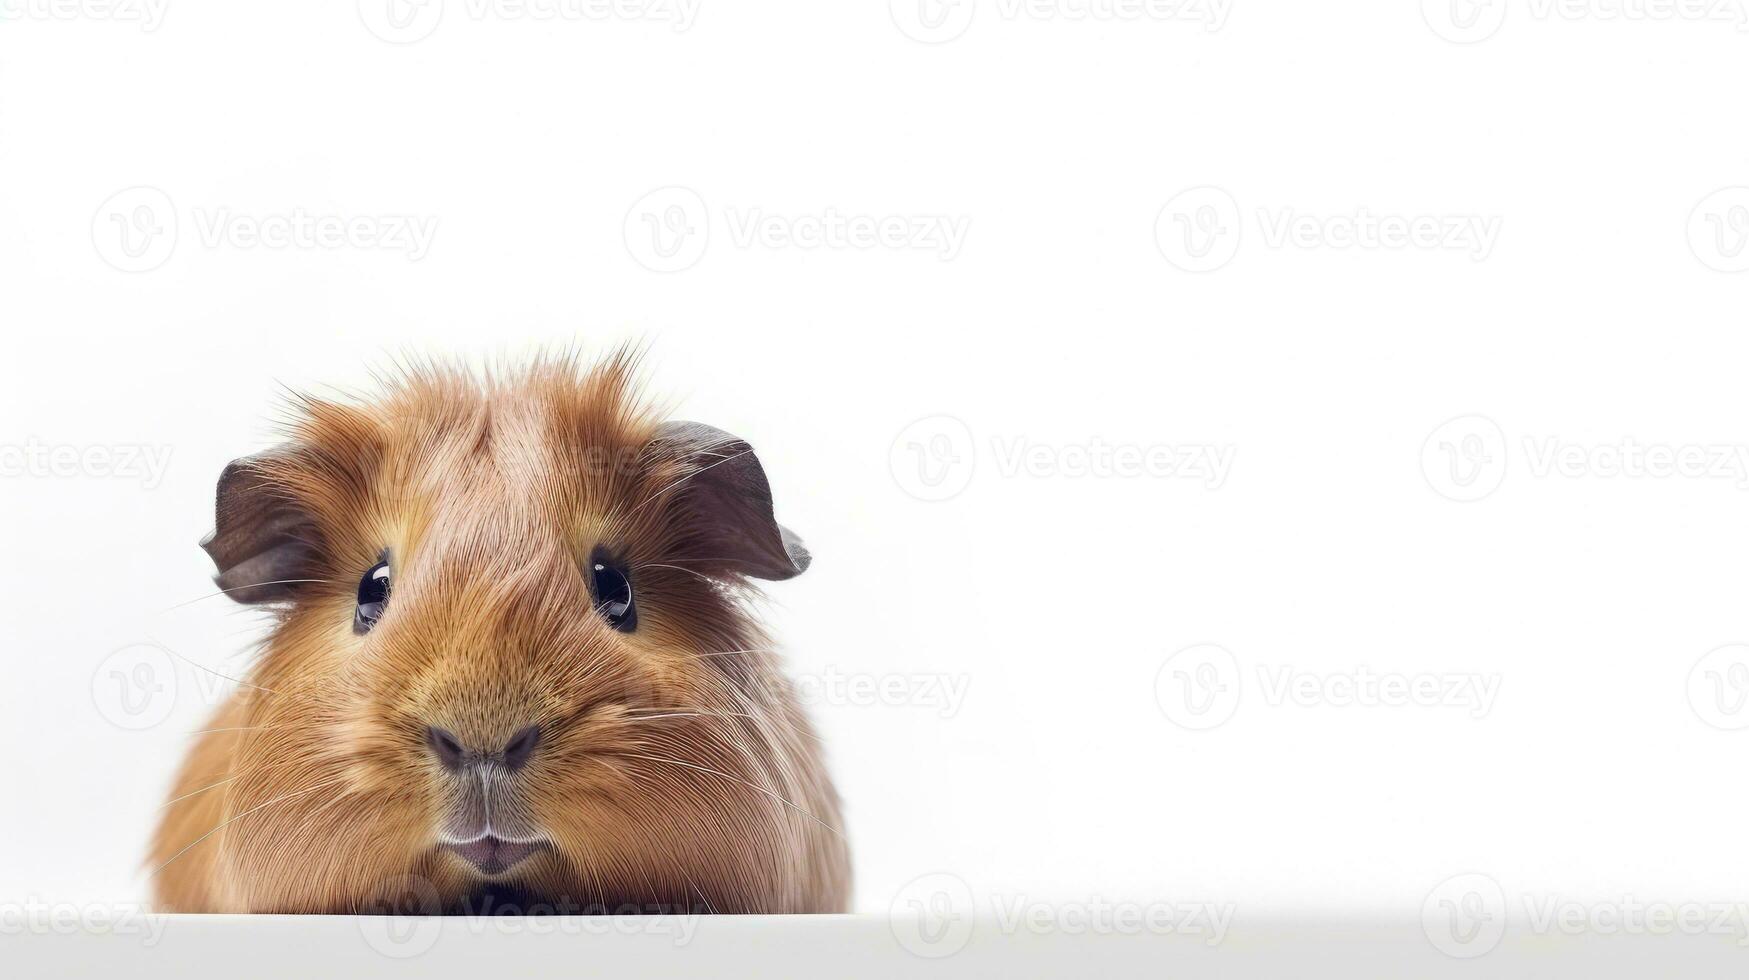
[439,834,551,876]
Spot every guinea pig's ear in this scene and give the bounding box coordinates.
[200,451,322,604]
[653,421,811,581]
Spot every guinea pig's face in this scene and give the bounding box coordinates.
[196,358,827,912]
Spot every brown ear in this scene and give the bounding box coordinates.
[200,451,322,604]
[654,421,811,581]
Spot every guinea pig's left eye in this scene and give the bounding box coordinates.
[354,559,391,635]
[589,557,636,633]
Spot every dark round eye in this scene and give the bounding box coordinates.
[590,559,636,633]
[354,558,391,634]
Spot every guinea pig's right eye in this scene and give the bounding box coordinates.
[354,559,391,635]
[589,557,637,633]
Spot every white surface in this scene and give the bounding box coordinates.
[5,914,1748,979]
[2,0,1748,931]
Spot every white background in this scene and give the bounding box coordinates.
[3,0,1748,924]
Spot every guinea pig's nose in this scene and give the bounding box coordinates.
[424,724,542,772]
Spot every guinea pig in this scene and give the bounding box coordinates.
[148,351,850,913]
